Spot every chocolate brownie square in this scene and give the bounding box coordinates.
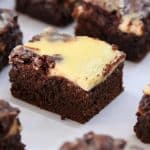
[60,132,145,150]
[134,84,150,143]
[73,0,150,62]
[0,100,25,150]
[60,132,127,150]
[16,0,80,26]
[9,30,125,123]
[0,9,22,71]
[60,132,143,150]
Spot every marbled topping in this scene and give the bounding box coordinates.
[60,132,126,150]
[60,132,146,150]
[19,30,125,91]
[84,0,150,17]
[119,14,144,36]
[82,0,149,36]
[144,84,150,95]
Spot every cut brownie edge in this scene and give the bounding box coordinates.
[10,60,124,123]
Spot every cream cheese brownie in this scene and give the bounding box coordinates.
[0,100,25,150]
[73,0,150,61]
[0,9,22,71]
[134,84,150,143]
[9,30,125,123]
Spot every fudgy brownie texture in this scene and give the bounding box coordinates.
[73,1,150,62]
[0,9,22,71]
[0,100,25,150]
[134,95,150,143]
[9,46,124,123]
[60,132,127,150]
[16,0,80,26]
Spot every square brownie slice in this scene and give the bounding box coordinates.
[9,30,125,123]
[16,0,80,26]
[0,100,25,150]
[0,9,22,71]
[73,0,150,62]
[134,84,150,143]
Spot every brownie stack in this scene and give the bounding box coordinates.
[0,100,25,150]
[73,0,150,61]
[0,9,22,71]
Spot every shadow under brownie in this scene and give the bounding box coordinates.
[73,0,150,62]
[9,30,125,123]
[0,9,22,71]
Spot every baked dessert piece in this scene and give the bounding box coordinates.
[73,0,150,62]
[134,84,150,143]
[60,132,126,150]
[61,132,145,150]
[16,0,80,26]
[0,100,25,150]
[0,9,22,71]
[9,30,125,123]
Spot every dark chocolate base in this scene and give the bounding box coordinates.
[0,134,25,150]
[9,54,124,123]
[134,95,150,143]
[74,2,150,62]
[16,0,74,26]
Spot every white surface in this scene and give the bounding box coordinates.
[0,1,150,150]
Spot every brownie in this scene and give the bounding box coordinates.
[60,132,144,150]
[16,0,80,26]
[0,9,22,71]
[73,0,150,62]
[134,84,150,143]
[0,100,25,150]
[9,30,125,123]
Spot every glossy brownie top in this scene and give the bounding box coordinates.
[0,9,17,33]
[0,100,21,140]
[11,29,125,91]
